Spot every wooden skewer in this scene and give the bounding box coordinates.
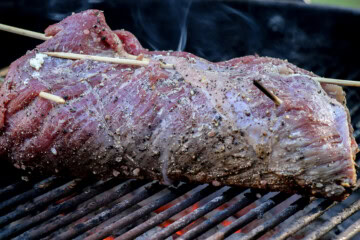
[46,52,360,86]
[45,52,148,66]
[2,24,360,87]
[0,23,51,41]
[0,23,147,61]
[0,24,175,69]
[253,80,283,106]
[39,91,65,104]
[0,66,9,77]
[312,77,360,87]
[44,52,175,69]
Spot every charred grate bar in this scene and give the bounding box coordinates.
[15,179,144,240]
[239,196,312,240]
[335,217,360,240]
[269,198,336,240]
[178,189,264,240]
[0,179,87,230]
[0,181,29,202]
[0,173,359,239]
[80,183,195,240]
[0,176,60,215]
[303,190,360,240]
[148,187,244,240]
[119,185,217,240]
[48,181,167,240]
[270,178,360,240]
[11,177,126,240]
[208,192,292,240]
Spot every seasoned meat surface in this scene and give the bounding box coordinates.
[0,10,357,200]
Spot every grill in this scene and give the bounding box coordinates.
[1,0,360,239]
[0,163,359,239]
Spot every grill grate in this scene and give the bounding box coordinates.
[0,172,359,239]
[303,195,360,240]
[0,91,359,240]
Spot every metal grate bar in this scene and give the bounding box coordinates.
[334,217,360,240]
[207,192,290,240]
[11,177,125,240]
[118,184,216,240]
[82,183,195,240]
[18,179,144,240]
[0,179,84,239]
[0,181,27,201]
[149,187,244,240]
[269,198,335,240]
[48,181,166,240]
[0,176,59,214]
[178,190,264,240]
[303,197,360,240]
[239,196,311,240]
[269,179,360,240]
[73,204,145,240]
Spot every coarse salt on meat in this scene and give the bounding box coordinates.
[50,148,57,155]
[29,53,47,70]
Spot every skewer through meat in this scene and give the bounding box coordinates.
[0,10,357,200]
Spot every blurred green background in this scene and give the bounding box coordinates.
[310,0,360,8]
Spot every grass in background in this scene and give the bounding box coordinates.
[310,0,360,9]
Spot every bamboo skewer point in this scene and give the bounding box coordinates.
[1,24,359,86]
[312,77,360,87]
[253,80,283,106]
[39,92,66,104]
[44,52,174,69]
[0,66,9,77]
[44,52,148,67]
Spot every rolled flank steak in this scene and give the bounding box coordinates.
[0,10,357,200]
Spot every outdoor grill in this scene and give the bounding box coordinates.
[0,0,360,239]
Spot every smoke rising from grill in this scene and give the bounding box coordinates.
[177,0,192,51]
[131,0,260,61]
[131,0,193,51]
[42,0,260,62]
[47,0,91,21]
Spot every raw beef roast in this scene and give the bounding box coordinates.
[0,10,357,200]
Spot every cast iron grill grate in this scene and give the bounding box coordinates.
[0,88,359,240]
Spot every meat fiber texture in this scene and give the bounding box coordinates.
[0,10,357,200]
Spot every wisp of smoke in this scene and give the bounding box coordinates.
[177,0,192,51]
[45,0,261,62]
[47,0,91,21]
[132,0,193,51]
[131,0,260,61]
